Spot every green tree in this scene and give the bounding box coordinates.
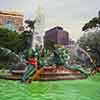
[0,28,26,52]
[24,19,36,48]
[82,11,100,31]
[78,31,100,67]
[25,20,36,32]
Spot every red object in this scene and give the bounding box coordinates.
[28,58,37,65]
[97,67,100,72]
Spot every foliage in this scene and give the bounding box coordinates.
[78,31,100,66]
[25,19,36,32]
[82,11,100,31]
[24,19,36,48]
[0,28,26,52]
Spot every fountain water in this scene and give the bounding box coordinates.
[32,0,45,49]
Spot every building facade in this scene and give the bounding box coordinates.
[0,11,24,31]
[44,26,69,48]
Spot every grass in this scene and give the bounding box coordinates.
[0,73,100,100]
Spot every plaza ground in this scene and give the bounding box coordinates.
[0,73,100,100]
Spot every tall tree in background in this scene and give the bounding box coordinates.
[80,11,100,67]
[82,11,100,31]
[25,20,36,32]
[24,19,36,48]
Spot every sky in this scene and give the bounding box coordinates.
[0,0,100,40]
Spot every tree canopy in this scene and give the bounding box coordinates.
[82,11,100,31]
[78,31,100,67]
[25,19,36,32]
[0,28,26,53]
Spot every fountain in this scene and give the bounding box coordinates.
[32,44,96,81]
[0,42,96,83]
